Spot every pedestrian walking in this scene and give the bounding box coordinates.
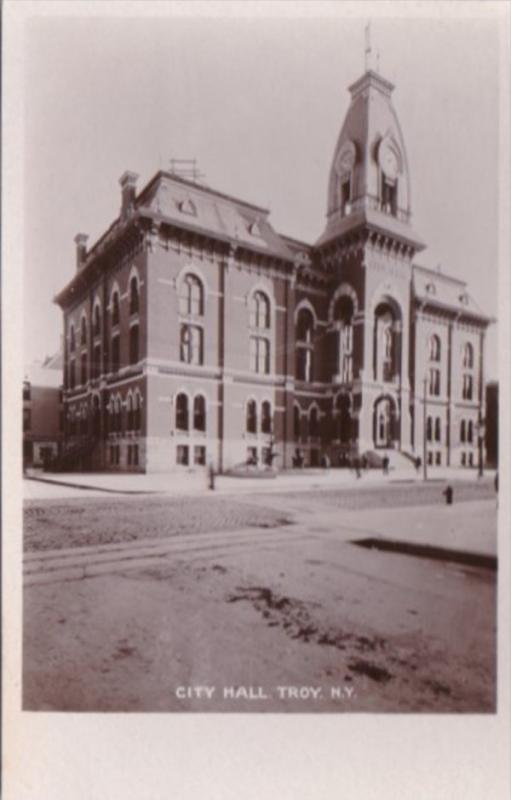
[442,485,453,505]
[382,455,389,475]
[208,462,215,491]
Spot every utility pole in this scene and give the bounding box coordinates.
[423,375,428,481]
[478,410,485,478]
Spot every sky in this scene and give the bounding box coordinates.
[22,7,502,378]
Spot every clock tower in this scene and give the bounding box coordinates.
[316,68,425,458]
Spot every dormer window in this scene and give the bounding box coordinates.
[177,199,197,216]
[426,282,436,295]
[248,220,262,237]
[459,292,469,306]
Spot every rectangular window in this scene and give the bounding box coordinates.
[296,348,313,382]
[381,176,397,216]
[81,353,87,385]
[115,445,120,465]
[129,325,139,365]
[69,360,76,389]
[127,445,132,466]
[427,451,433,466]
[111,335,120,373]
[461,452,466,466]
[23,408,31,432]
[23,382,31,401]
[194,445,206,466]
[463,374,473,401]
[429,368,440,396]
[180,324,203,365]
[250,336,269,374]
[468,452,474,467]
[435,452,441,466]
[176,445,189,466]
[342,355,352,383]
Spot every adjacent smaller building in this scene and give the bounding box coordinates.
[23,354,64,469]
[485,380,498,468]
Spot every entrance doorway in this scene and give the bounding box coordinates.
[373,396,396,448]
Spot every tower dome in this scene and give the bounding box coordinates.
[317,68,424,252]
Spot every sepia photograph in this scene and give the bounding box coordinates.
[3,0,511,797]
[19,9,501,715]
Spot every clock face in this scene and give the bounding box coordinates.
[379,139,400,180]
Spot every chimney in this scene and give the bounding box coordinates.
[119,171,139,218]
[74,233,88,271]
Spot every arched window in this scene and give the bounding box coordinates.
[249,291,270,330]
[246,399,257,434]
[69,325,76,353]
[296,308,314,382]
[435,417,441,443]
[429,334,441,362]
[334,296,354,384]
[261,401,272,434]
[426,416,433,442]
[80,316,87,346]
[175,393,189,431]
[193,395,206,432]
[374,303,396,383]
[111,292,120,326]
[93,304,101,337]
[129,275,139,315]
[296,308,314,344]
[179,274,204,317]
[293,405,301,440]
[309,406,319,438]
[460,419,466,443]
[463,342,474,369]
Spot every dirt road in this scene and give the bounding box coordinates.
[23,487,496,713]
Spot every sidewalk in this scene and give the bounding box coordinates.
[24,465,496,500]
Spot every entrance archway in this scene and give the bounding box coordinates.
[373,395,397,449]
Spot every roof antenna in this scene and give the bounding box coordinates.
[364,22,372,72]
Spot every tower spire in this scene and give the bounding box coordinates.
[364,22,372,72]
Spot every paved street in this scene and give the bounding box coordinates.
[23,480,497,713]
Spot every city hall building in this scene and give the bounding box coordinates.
[55,65,492,473]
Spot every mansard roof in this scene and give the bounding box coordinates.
[412,264,492,323]
[138,171,296,261]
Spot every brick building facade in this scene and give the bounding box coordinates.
[55,67,492,473]
[23,354,64,469]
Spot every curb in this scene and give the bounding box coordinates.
[352,537,497,571]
